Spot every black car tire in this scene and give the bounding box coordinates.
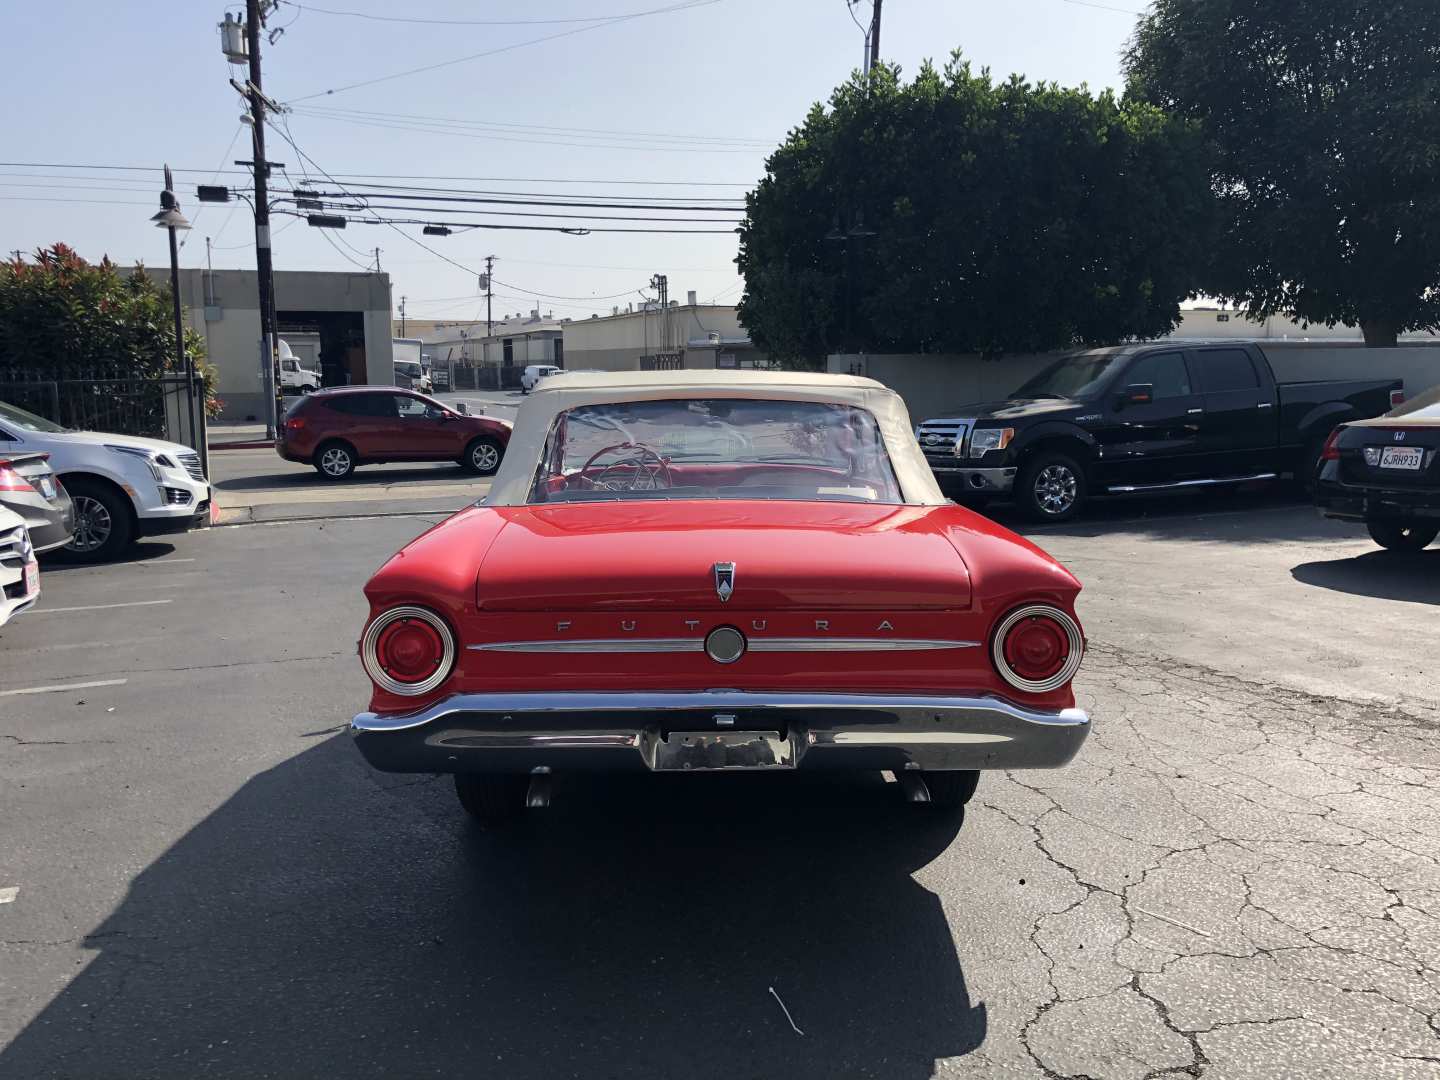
[462,436,503,476]
[313,440,357,480]
[1367,520,1439,551]
[454,773,527,827]
[1016,452,1087,522]
[53,477,135,563]
[924,770,980,810]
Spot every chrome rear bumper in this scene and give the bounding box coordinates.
[351,690,1089,775]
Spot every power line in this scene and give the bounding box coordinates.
[292,104,773,147]
[273,209,737,235]
[488,278,643,301]
[0,161,756,186]
[288,189,742,212]
[282,0,716,26]
[1058,0,1142,13]
[288,108,763,154]
[286,0,723,103]
[290,201,742,223]
[317,226,374,270]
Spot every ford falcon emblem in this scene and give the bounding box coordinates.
[714,561,736,603]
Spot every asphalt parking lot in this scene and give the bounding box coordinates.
[1,488,1438,1079]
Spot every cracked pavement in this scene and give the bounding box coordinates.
[2,496,1438,1078]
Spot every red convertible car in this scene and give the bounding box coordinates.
[350,371,1089,825]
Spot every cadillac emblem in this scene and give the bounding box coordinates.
[714,561,736,603]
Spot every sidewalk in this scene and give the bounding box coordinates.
[209,422,272,450]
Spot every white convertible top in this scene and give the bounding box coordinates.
[484,369,946,506]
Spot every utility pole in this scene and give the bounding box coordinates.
[650,273,670,363]
[242,0,281,438]
[399,295,406,336]
[483,255,495,335]
[373,246,382,271]
[869,0,883,71]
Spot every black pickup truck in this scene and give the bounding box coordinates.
[916,342,1402,521]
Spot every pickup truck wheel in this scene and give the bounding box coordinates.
[1017,453,1086,522]
[314,441,356,480]
[54,478,135,563]
[924,770,980,810]
[462,437,503,476]
[454,773,527,827]
[1367,521,1439,551]
[1297,433,1328,493]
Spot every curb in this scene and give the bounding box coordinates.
[208,439,274,451]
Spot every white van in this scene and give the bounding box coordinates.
[521,365,561,393]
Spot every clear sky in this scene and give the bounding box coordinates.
[3,0,1142,324]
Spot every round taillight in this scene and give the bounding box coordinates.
[362,606,455,696]
[992,605,1084,694]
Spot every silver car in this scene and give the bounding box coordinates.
[0,451,75,553]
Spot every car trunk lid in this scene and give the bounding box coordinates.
[476,501,971,611]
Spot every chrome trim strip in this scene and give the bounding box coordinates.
[1106,472,1277,494]
[353,689,1091,734]
[471,636,980,653]
[748,637,980,651]
[469,638,704,653]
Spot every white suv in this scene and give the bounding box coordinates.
[0,401,210,562]
[0,507,39,627]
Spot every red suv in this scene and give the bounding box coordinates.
[277,387,512,480]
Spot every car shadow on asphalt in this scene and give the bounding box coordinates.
[0,738,985,1080]
[212,464,473,492]
[1291,547,1440,605]
[973,485,1350,544]
[36,541,178,572]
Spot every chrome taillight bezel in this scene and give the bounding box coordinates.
[361,605,456,696]
[991,604,1084,694]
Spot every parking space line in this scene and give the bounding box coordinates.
[140,558,198,565]
[0,678,128,697]
[29,600,173,614]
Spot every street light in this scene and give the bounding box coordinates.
[153,165,203,473]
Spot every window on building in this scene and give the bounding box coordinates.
[503,339,514,365]
[553,338,563,366]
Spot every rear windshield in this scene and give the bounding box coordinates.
[528,398,901,504]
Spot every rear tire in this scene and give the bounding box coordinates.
[55,477,135,563]
[1367,520,1439,551]
[924,770,980,810]
[1016,452,1086,523]
[462,436,503,476]
[313,440,356,480]
[454,773,527,827]
[1297,433,1328,494]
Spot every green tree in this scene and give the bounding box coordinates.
[0,243,219,421]
[1125,0,1440,346]
[736,57,1214,361]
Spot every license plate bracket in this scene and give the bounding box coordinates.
[23,560,38,596]
[1379,446,1424,471]
[652,730,793,771]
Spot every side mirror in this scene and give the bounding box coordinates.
[1120,383,1154,408]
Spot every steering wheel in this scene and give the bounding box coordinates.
[580,442,673,492]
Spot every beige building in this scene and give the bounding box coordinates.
[145,267,394,421]
[562,301,765,371]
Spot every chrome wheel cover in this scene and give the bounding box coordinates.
[471,442,499,471]
[320,447,351,476]
[68,495,112,553]
[1034,464,1078,515]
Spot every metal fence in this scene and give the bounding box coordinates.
[0,378,172,438]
